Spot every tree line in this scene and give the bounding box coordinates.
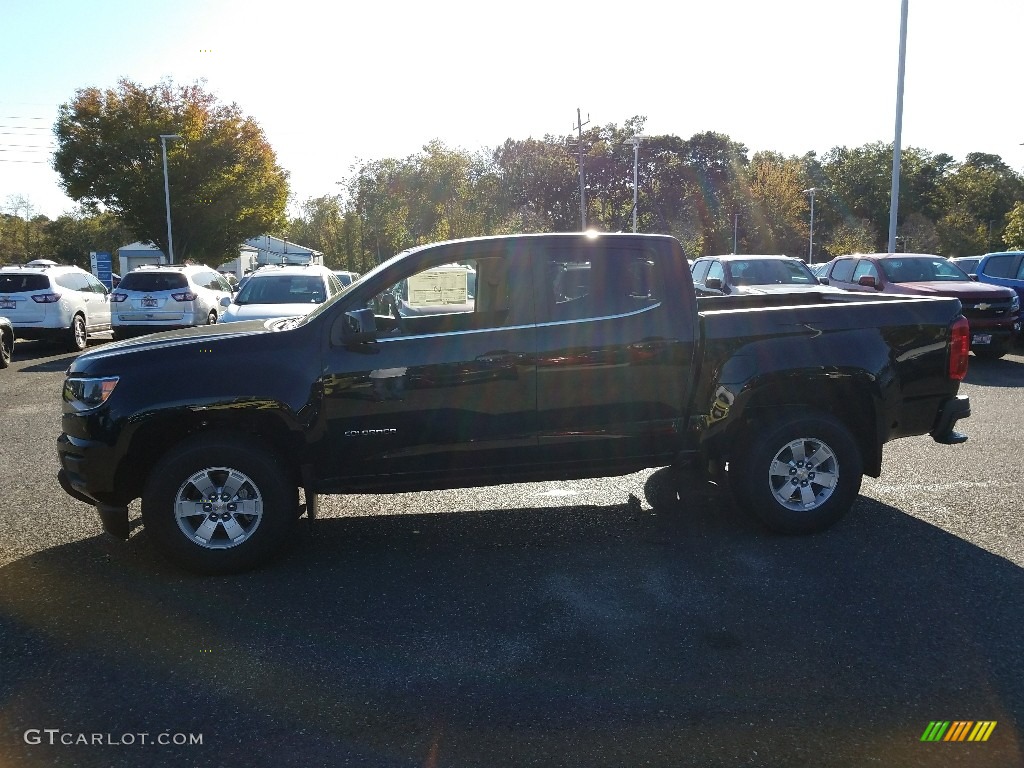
[4,79,1024,271]
[293,121,1024,273]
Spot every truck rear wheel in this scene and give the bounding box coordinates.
[142,436,298,574]
[730,413,862,534]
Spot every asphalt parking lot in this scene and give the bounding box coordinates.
[1,336,1022,767]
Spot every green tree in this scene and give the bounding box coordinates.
[1002,201,1024,250]
[53,78,289,265]
[747,151,809,255]
[45,208,133,269]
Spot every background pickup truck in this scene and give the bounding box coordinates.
[57,233,971,574]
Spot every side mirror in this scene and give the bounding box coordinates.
[858,275,879,289]
[331,308,377,346]
[220,296,231,308]
[968,274,978,281]
[705,277,723,290]
[818,278,829,285]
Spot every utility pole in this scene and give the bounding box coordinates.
[733,213,739,253]
[574,108,590,230]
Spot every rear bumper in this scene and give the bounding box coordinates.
[930,395,971,445]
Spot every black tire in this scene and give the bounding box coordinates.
[142,436,298,574]
[729,413,863,534]
[0,329,11,368]
[67,314,87,352]
[0,329,12,368]
[206,311,217,325]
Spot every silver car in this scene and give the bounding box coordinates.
[110,264,233,339]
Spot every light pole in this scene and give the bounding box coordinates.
[803,187,817,263]
[623,135,651,233]
[887,0,909,254]
[159,134,182,263]
[733,213,739,253]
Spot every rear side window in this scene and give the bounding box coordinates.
[981,255,1016,278]
[544,247,660,322]
[119,272,189,292]
[54,272,89,291]
[0,274,50,293]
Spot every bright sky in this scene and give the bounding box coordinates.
[2,0,1022,220]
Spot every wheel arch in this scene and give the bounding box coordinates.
[703,374,883,477]
[116,409,305,502]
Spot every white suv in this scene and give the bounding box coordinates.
[0,262,111,351]
[110,264,234,339]
[221,264,342,322]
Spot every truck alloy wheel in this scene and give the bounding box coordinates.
[142,437,298,574]
[174,466,264,549]
[731,413,863,534]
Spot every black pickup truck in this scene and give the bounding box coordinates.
[57,233,971,574]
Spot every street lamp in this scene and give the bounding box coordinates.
[803,187,817,263]
[159,134,182,263]
[623,135,651,233]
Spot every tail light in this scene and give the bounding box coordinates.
[109,292,128,303]
[31,293,61,303]
[948,316,969,381]
[171,291,197,302]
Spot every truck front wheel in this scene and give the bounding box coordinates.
[142,436,298,574]
[730,414,862,534]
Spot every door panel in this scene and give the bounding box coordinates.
[316,248,537,486]
[533,243,696,467]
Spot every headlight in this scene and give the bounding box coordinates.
[63,376,119,408]
[1011,294,1020,313]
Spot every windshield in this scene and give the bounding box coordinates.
[729,259,816,286]
[234,274,327,305]
[880,257,970,283]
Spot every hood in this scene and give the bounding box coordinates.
[69,320,270,372]
[735,284,847,295]
[222,303,319,322]
[894,280,1015,300]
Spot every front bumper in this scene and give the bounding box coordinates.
[57,432,130,539]
[57,468,129,539]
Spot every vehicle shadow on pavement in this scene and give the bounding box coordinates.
[11,336,111,368]
[964,353,1024,388]
[1,493,1021,768]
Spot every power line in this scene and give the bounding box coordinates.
[0,116,50,120]
[0,158,50,164]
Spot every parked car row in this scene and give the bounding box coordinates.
[812,253,1021,359]
[692,251,1023,359]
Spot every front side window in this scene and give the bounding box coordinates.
[852,261,879,281]
[372,256,511,335]
[981,255,1016,279]
[830,258,857,283]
